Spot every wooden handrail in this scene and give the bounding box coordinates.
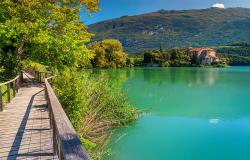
[0,73,22,112]
[44,76,91,160]
[0,75,20,86]
[2,69,90,159]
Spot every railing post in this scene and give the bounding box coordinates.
[40,72,42,82]
[7,83,11,103]
[16,77,19,92]
[37,71,39,80]
[0,86,2,112]
[35,71,37,80]
[20,71,23,83]
[16,78,19,93]
[46,86,56,156]
[13,80,16,97]
[38,72,40,82]
[53,119,57,155]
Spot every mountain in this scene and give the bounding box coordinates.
[88,7,250,53]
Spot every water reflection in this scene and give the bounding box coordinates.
[95,67,250,118]
[140,67,217,87]
[186,68,217,87]
[93,68,135,86]
[94,67,218,87]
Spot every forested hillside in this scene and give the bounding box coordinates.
[216,42,250,66]
[89,8,250,53]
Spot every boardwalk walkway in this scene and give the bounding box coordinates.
[0,74,57,160]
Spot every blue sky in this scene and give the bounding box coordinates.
[80,0,250,25]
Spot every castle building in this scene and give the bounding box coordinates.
[188,48,220,65]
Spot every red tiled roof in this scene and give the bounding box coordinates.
[188,48,215,53]
[189,48,203,52]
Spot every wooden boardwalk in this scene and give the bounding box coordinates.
[0,74,57,160]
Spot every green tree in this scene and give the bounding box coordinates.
[91,39,127,68]
[162,53,170,61]
[191,54,200,65]
[170,49,178,61]
[0,0,100,74]
[143,50,163,63]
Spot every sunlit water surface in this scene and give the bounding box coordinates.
[99,67,250,160]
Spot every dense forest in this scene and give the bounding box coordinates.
[215,42,250,66]
[143,49,191,67]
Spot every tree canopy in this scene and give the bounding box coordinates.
[0,0,99,76]
[143,49,191,67]
[90,39,128,68]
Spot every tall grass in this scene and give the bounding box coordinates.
[52,70,138,159]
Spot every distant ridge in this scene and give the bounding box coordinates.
[88,7,250,53]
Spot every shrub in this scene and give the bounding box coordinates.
[0,50,20,78]
[22,60,48,72]
[52,70,138,159]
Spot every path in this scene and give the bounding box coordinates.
[0,74,57,160]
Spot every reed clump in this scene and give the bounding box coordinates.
[52,70,138,159]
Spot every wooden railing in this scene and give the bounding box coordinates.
[34,71,50,82]
[32,73,90,160]
[24,70,50,83]
[1,70,90,159]
[0,73,22,112]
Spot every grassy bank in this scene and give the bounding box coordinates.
[52,70,138,159]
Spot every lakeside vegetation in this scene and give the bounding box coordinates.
[90,39,128,68]
[52,71,138,159]
[0,1,138,159]
[143,48,191,67]
[215,42,250,66]
[88,44,229,68]
[127,48,227,67]
[127,41,250,67]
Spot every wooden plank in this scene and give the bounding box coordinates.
[0,71,89,160]
[0,75,58,160]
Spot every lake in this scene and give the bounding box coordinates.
[103,67,250,160]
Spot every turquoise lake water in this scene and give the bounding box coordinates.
[103,67,250,160]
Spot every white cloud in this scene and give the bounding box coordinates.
[212,3,225,9]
